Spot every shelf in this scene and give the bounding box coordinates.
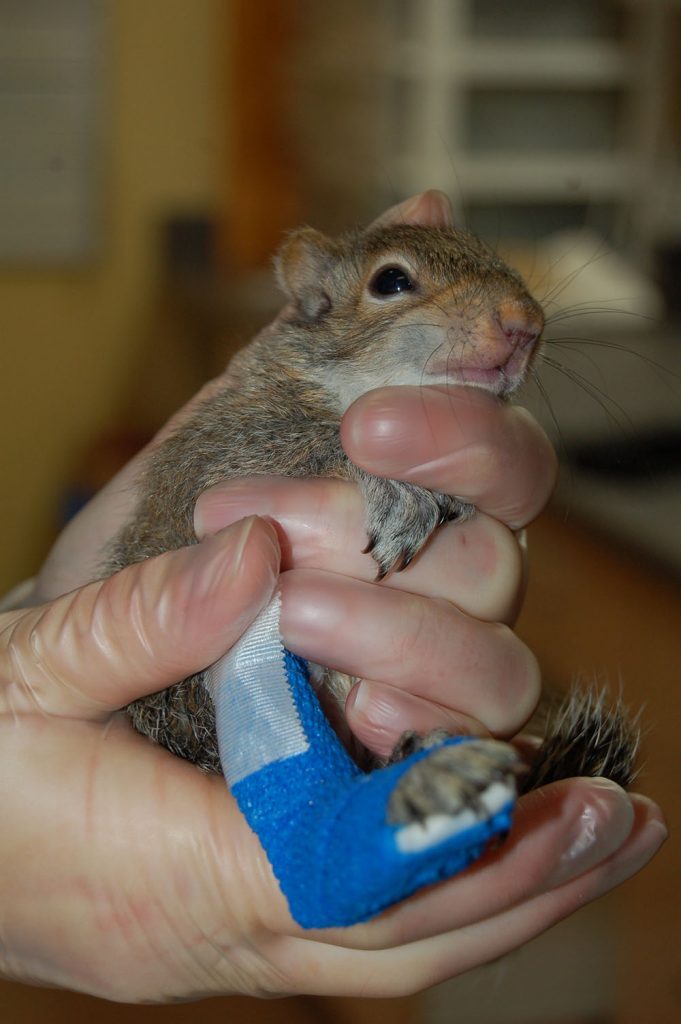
[393,153,636,201]
[385,39,631,87]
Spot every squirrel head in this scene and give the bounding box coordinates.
[272,191,544,407]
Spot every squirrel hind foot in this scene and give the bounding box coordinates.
[387,736,519,826]
[520,684,641,794]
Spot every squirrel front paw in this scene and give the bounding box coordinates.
[357,472,474,578]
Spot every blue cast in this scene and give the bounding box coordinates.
[206,595,514,929]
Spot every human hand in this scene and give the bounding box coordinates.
[3,383,665,1001]
[0,511,665,1001]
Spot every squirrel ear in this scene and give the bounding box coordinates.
[274,228,334,320]
[369,190,454,230]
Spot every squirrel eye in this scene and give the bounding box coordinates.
[369,265,414,298]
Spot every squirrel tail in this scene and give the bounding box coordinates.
[520,684,642,794]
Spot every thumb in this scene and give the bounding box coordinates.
[0,516,280,719]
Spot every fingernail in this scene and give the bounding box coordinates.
[622,794,668,860]
[546,778,635,888]
[639,816,668,851]
[348,681,409,759]
[353,680,406,730]
[349,680,483,760]
[581,796,667,897]
[193,516,260,598]
[228,516,258,575]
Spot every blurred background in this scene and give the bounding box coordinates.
[1,1,680,1022]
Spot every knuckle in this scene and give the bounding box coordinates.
[0,607,51,714]
[393,593,439,669]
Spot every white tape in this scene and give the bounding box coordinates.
[204,593,309,786]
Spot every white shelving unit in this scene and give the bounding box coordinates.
[296,0,678,264]
[370,0,674,252]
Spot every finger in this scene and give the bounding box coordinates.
[346,667,529,758]
[279,568,540,738]
[266,789,665,998]
[195,476,523,624]
[336,777,636,948]
[345,680,487,758]
[340,386,558,529]
[32,376,229,602]
[0,517,280,719]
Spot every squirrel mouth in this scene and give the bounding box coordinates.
[450,366,506,390]
[426,363,514,396]
[426,347,535,396]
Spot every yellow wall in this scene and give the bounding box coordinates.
[1,0,228,592]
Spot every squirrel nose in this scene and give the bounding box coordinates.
[495,300,543,350]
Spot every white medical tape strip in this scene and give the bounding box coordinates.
[204,592,309,786]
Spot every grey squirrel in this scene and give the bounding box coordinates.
[104,190,638,819]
